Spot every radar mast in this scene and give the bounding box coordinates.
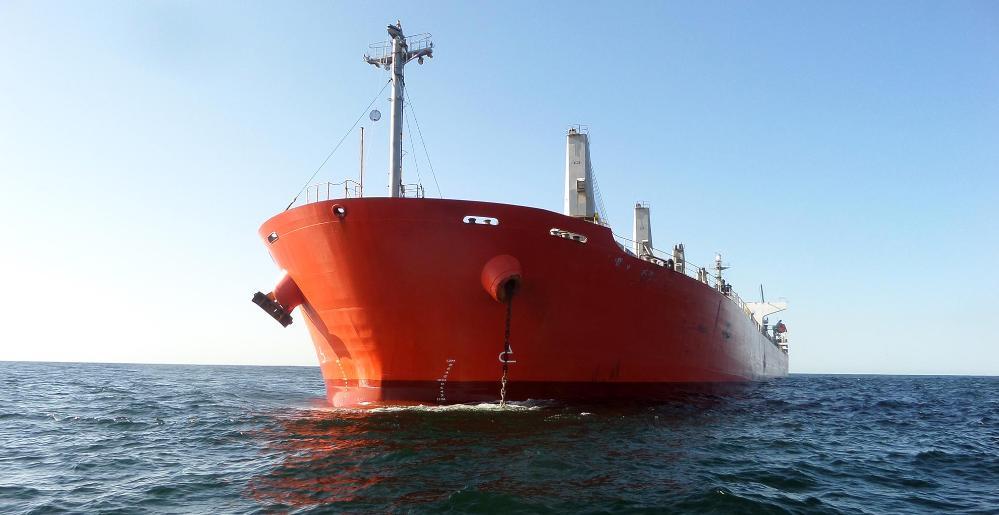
[364,21,434,197]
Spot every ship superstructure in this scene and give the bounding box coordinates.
[252,22,789,406]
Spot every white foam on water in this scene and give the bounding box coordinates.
[295,398,557,415]
[366,400,543,413]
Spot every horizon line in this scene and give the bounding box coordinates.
[1,359,995,378]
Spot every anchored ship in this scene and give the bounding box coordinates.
[253,22,790,407]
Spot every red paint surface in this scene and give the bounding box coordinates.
[259,198,788,406]
[480,254,521,303]
[272,274,304,313]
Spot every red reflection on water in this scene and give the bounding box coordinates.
[247,407,393,507]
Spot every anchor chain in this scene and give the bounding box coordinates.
[499,290,513,407]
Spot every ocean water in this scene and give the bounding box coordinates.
[1,362,996,514]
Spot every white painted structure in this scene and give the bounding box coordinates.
[564,127,595,218]
[673,243,685,274]
[714,253,728,290]
[745,300,789,325]
[633,202,652,258]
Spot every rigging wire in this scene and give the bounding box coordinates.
[613,232,711,275]
[401,83,443,198]
[590,165,611,227]
[614,233,770,308]
[403,101,425,191]
[284,78,392,211]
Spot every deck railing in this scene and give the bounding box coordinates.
[611,232,773,334]
[611,233,717,285]
[400,183,425,198]
[303,180,363,204]
[365,33,433,62]
[295,179,425,207]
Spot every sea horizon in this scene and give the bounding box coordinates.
[2,359,994,378]
[4,362,995,513]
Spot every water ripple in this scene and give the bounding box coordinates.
[1,363,996,513]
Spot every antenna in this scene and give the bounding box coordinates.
[714,253,729,289]
[364,22,433,198]
[359,127,365,197]
[358,110,382,198]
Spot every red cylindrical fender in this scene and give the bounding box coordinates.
[481,255,522,303]
[273,273,305,312]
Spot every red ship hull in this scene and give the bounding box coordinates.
[259,198,788,407]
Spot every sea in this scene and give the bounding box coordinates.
[1,362,996,514]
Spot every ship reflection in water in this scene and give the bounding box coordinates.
[3,366,990,513]
[246,388,745,511]
[246,402,408,507]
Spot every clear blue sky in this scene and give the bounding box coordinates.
[1,1,996,374]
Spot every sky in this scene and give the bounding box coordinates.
[1,1,996,374]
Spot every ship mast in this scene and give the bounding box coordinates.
[364,21,433,197]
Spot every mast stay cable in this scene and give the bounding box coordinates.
[284,78,392,211]
[403,100,425,191]
[402,83,443,198]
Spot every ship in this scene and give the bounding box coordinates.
[252,22,790,407]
